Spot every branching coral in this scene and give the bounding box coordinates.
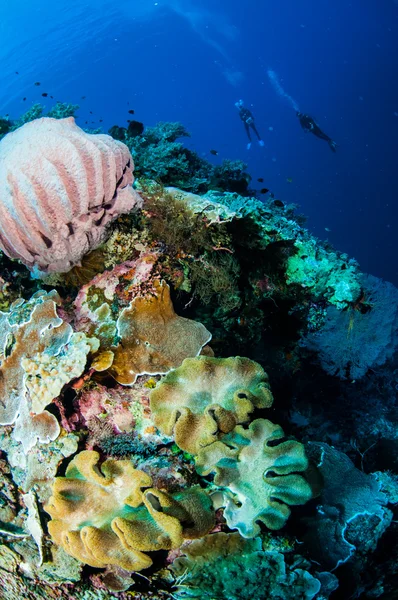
[0,117,141,275]
[111,281,211,385]
[126,122,212,192]
[150,356,273,455]
[210,159,252,195]
[45,450,214,571]
[196,419,312,535]
[0,291,98,451]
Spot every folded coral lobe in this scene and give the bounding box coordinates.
[0,117,142,275]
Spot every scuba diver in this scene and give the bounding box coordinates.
[296,112,337,152]
[235,100,264,150]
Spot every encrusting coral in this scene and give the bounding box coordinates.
[196,419,313,535]
[45,450,215,571]
[150,356,273,454]
[0,117,142,275]
[286,238,361,309]
[170,532,329,600]
[0,290,98,451]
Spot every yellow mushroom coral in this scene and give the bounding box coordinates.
[111,280,211,385]
[45,450,214,571]
[150,356,273,454]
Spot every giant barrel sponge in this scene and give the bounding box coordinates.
[0,117,142,275]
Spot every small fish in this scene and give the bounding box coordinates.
[99,119,103,122]
[42,93,48,97]
[34,81,41,86]
[325,227,331,232]
[89,111,93,114]
[22,97,26,101]
[128,109,135,115]
[286,177,293,183]
[260,188,270,194]
[15,71,19,75]
[50,95,54,99]
[257,178,264,183]
[85,121,88,124]
[210,149,218,156]
[81,96,86,99]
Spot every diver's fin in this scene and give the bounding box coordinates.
[328,139,337,153]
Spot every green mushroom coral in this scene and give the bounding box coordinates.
[196,419,313,536]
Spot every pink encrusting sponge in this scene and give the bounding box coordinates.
[0,117,142,275]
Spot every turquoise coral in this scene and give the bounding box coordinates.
[196,419,313,535]
[286,239,361,309]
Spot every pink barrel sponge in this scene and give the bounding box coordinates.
[0,117,142,275]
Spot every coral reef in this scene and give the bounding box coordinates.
[45,450,214,571]
[0,117,141,274]
[124,122,212,193]
[150,356,273,454]
[0,107,396,599]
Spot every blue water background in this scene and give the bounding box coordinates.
[0,0,397,285]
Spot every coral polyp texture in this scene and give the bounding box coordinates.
[0,117,142,275]
[0,290,98,451]
[196,419,313,535]
[150,356,273,454]
[45,450,214,571]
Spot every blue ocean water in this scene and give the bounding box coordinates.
[0,0,397,285]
